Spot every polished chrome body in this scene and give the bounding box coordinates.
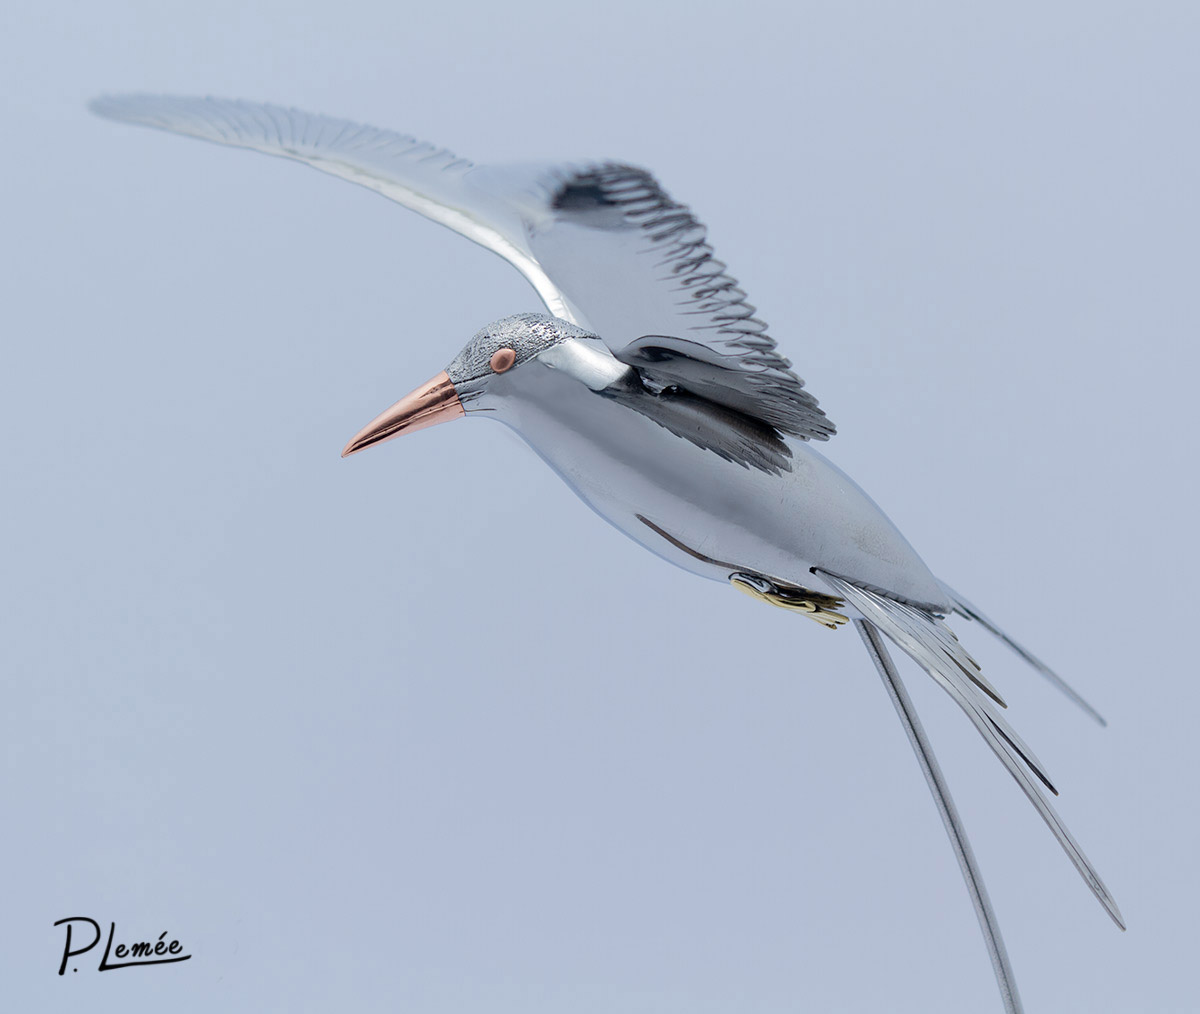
[471,334,948,609]
[93,93,1123,1014]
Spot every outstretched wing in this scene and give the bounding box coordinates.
[91,95,833,440]
[88,94,563,312]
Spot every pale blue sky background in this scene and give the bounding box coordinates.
[3,2,1198,1011]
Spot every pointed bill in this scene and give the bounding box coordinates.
[341,371,463,457]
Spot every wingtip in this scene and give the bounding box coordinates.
[87,92,205,126]
[87,94,118,119]
[88,92,147,123]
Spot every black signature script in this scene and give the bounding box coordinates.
[54,917,192,974]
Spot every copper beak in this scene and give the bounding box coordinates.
[341,371,464,457]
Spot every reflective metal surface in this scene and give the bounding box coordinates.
[96,94,1123,1014]
[341,371,463,457]
[462,324,949,609]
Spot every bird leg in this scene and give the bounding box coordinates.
[729,573,848,628]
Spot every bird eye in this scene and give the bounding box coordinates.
[490,348,516,373]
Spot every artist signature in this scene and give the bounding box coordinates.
[54,917,192,974]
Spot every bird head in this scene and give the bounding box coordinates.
[340,313,625,456]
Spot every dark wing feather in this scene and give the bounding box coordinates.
[522,163,835,440]
[601,375,793,476]
[616,334,834,441]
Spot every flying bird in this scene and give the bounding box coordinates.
[91,94,1122,1013]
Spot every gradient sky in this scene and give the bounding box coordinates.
[4,2,1199,1011]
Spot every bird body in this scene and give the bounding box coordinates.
[92,93,1121,1014]
[465,315,948,610]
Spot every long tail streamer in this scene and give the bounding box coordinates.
[856,619,1023,1014]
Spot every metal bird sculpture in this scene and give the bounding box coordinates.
[91,94,1122,1012]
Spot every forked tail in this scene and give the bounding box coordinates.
[818,571,1124,931]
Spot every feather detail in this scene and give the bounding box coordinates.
[940,582,1107,726]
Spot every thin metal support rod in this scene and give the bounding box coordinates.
[855,618,1023,1014]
